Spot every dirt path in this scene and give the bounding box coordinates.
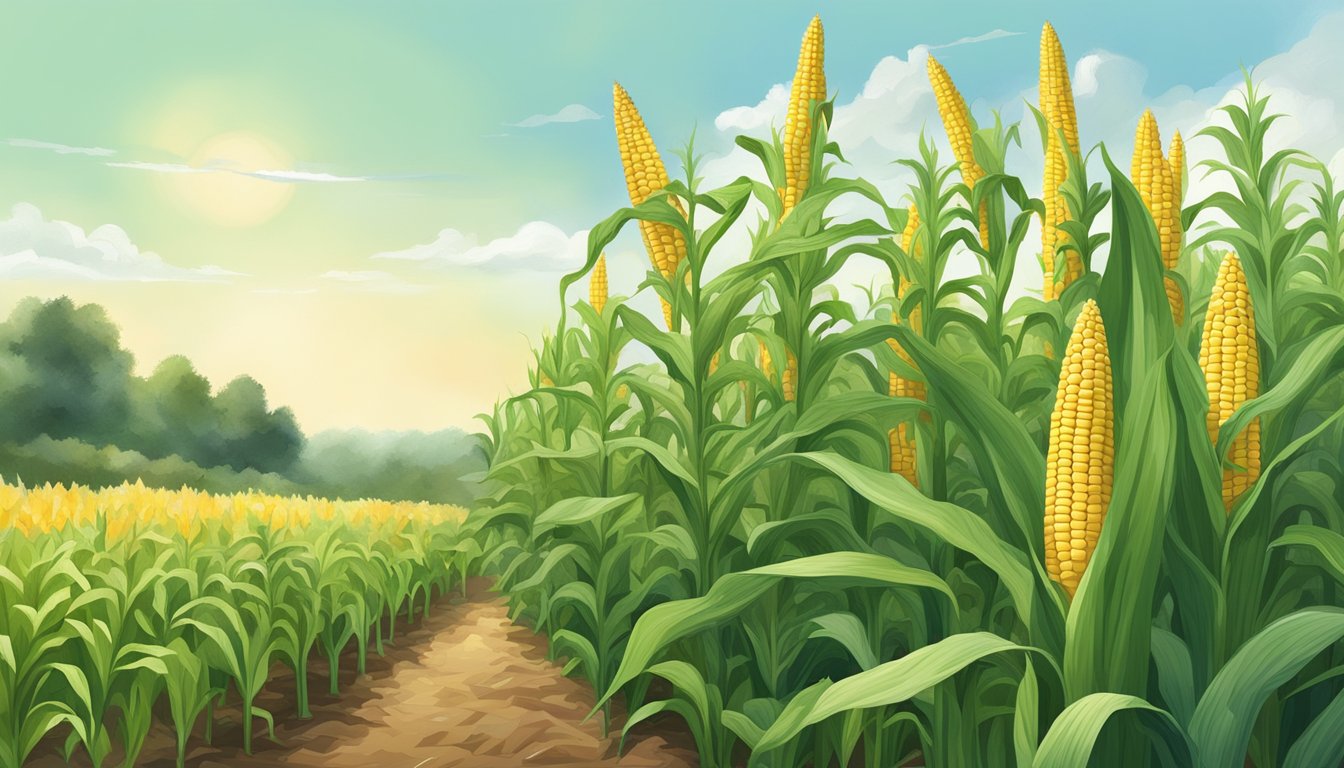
[32,579,698,768]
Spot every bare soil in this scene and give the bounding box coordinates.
[31,578,698,767]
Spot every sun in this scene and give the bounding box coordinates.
[167,131,295,228]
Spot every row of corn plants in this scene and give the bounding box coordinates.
[0,481,476,768]
[471,16,1344,767]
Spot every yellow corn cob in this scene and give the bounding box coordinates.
[1044,300,1114,598]
[589,253,608,314]
[889,205,925,484]
[897,205,924,334]
[782,15,826,217]
[1131,110,1183,323]
[710,351,721,375]
[782,351,797,402]
[759,342,797,402]
[613,82,686,329]
[1040,22,1082,300]
[1168,130,1184,203]
[927,54,990,250]
[1169,129,1186,320]
[889,373,918,485]
[1199,252,1261,511]
[1040,23,1079,154]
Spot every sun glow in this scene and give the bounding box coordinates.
[167,131,295,228]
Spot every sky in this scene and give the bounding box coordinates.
[1,0,1342,433]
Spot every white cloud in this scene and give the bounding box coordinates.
[237,169,368,183]
[681,9,1344,305]
[106,160,206,174]
[0,203,239,282]
[106,159,371,183]
[929,29,1022,51]
[374,221,587,272]
[319,269,428,294]
[508,104,602,128]
[714,84,789,133]
[6,138,116,157]
[252,286,319,296]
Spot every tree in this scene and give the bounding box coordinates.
[131,355,222,465]
[213,376,304,473]
[2,297,134,445]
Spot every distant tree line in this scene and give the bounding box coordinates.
[0,297,303,474]
[0,296,484,505]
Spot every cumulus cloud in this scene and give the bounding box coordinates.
[0,203,239,282]
[508,104,602,128]
[374,221,587,272]
[6,138,116,157]
[714,84,790,133]
[682,10,1344,302]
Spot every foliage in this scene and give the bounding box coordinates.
[472,64,1344,768]
[0,297,302,474]
[0,481,474,768]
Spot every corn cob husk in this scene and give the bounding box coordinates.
[1040,22,1082,300]
[1199,252,1261,511]
[1044,300,1114,598]
[613,82,686,329]
[589,253,608,314]
[782,15,826,217]
[927,54,990,250]
[759,342,797,402]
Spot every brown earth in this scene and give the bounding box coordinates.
[30,578,698,767]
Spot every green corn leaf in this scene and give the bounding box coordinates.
[754,633,1046,753]
[1032,693,1191,768]
[1189,607,1344,768]
[1270,525,1344,585]
[600,551,956,708]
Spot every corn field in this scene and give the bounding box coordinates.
[472,16,1344,768]
[0,481,474,768]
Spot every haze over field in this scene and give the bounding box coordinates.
[1,0,1341,431]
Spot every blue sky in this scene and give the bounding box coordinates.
[0,1,1341,430]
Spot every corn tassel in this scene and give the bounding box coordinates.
[1040,22,1082,300]
[613,82,686,329]
[782,16,826,217]
[927,54,990,250]
[1199,252,1261,511]
[1044,300,1114,598]
[589,253,608,314]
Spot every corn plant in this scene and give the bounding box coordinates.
[0,482,470,765]
[474,16,1344,768]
